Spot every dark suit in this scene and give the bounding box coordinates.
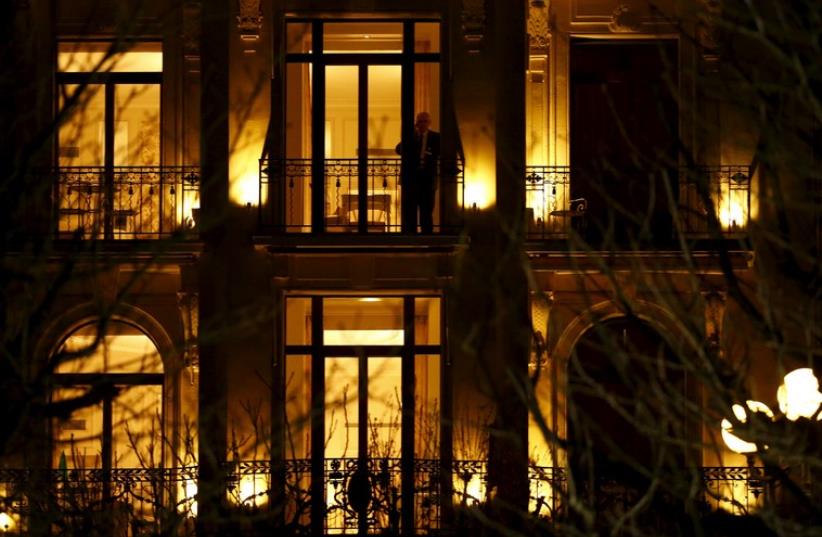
[397,130,441,233]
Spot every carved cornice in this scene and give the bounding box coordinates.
[461,0,486,54]
[177,291,199,370]
[608,4,643,33]
[697,0,721,66]
[528,0,550,53]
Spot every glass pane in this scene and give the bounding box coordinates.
[414,62,447,231]
[415,297,441,345]
[325,357,359,459]
[415,355,440,459]
[285,355,311,527]
[414,63,440,133]
[325,65,358,231]
[526,54,549,165]
[57,84,105,238]
[284,63,312,232]
[58,84,105,166]
[112,84,162,237]
[414,22,440,53]
[52,387,103,468]
[56,322,163,374]
[58,42,162,72]
[323,297,403,343]
[113,84,160,166]
[112,385,162,468]
[285,355,312,458]
[367,65,402,232]
[414,354,440,529]
[323,22,402,53]
[367,357,402,459]
[286,298,313,345]
[286,22,313,53]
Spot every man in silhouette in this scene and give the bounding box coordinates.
[397,112,441,233]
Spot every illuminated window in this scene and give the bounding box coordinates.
[284,295,443,533]
[57,42,162,73]
[276,20,447,234]
[55,42,187,240]
[52,321,164,471]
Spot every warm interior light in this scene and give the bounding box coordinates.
[359,297,382,302]
[323,329,403,346]
[464,182,491,211]
[57,43,162,73]
[236,474,269,508]
[179,479,198,516]
[461,150,495,210]
[454,471,485,506]
[231,170,259,207]
[721,400,773,454]
[717,173,749,231]
[777,368,822,421]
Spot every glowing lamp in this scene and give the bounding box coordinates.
[777,368,822,421]
[0,512,14,532]
[721,400,773,454]
[180,479,198,516]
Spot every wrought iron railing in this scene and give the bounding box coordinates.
[259,158,464,234]
[279,457,441,534]
[0,467,197,535]
[0,464,775,533]
[53,166,200,240]
[524,164,752,240]
[702,466,769,515]
[525,166,579,239]
[680,165,752,235]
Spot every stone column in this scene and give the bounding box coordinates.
[197,0,230,531]
[486,0,530,523]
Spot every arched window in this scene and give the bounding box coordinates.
[52,320,164,471]
[566,317,687,524]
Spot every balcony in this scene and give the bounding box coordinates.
[0,462,775,534]
[53,166,200,240]
[524,165,752,241]
[258,158,464,236]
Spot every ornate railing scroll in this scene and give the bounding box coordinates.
[525,166,574,239]
[702,466,769,515]
[0,467,197,534]
[53,166,200,240]
[0,463,780,532]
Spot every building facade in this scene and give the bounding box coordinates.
[1,0,820,535]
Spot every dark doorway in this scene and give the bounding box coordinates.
[570,40,679,246]
[567,318,687,526]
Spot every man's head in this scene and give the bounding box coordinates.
[415,112,432,134]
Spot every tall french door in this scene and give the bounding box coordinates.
[322,63,403,233]
[281,20,442,233]
[284,295,445,534]
[56,44,163,238]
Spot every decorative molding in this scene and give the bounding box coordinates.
[528,0,551,53]
[702,290,727,357]
[461,0,486,54]
[177,292,199,372]
[529,290,554,373]
[182,1,201,70]
[608,4,643,33]
[237,0,263,42]
[698,0,721,67]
